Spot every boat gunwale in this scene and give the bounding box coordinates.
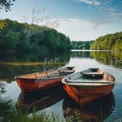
[62,70,116,86]
[16,75,65,80]
[15,66,75,80]
[63,82,115,86]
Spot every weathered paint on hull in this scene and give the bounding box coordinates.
[16,66,75,91]
[63,83,115,104]
[16,77,63,91]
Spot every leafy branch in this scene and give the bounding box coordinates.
[0,0,15,12]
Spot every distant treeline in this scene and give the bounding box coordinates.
[0,19,71,53]
[71,41,94,50]
[90,32,122,51]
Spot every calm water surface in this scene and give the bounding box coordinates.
[0,51,122,122]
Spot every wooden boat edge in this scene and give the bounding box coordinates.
[62,70,116,86]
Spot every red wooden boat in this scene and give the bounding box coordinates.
[15,66,75,91]
[62,68,115,104]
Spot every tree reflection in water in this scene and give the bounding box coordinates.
[90,51,122,69]
[63,92,115,122]
[0,52,71,82]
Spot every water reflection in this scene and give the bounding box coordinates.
[0,52,71,82]
[0,51,121,83]
[71,51,92,58]
[63,92,115,122]
[90,51,122,69]
[0,52,71,62]
[16,85,65,113]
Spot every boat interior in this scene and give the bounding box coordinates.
[16,71,61,79]
[65,71,115,84]
[82,68,104,76]
[16,67,74,79]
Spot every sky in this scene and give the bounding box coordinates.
[0,0,122,41]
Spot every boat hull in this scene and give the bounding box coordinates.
[16,77,63,91]
[16,66,75,91]
[63,83,115,104]
[62,68,115,104]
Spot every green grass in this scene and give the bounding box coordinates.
[16,112,66,122]
[1,109,66,122]
[0,98,66,122]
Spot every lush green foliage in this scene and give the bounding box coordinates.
[90,32,122,51]
[0,20,7,29]
[71,41,94,50]
[0,19,71,53]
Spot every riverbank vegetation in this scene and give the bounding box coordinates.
[0,99,64,122]
[90,32,122,51]
[71,41,94,50]
[0,19,71,53]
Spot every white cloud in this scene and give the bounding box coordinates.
[55,19,103,40]
[90,12,122,29]
[79,0,101,6]
[55,18,122,41]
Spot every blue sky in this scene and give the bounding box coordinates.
[0,0,122,41]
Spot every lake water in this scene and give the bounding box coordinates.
[0,50,122,122]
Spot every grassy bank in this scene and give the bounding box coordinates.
[0,99,67,122]
[5,111,65,122]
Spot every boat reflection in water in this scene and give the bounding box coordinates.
[16,85,65,113]
[63,92,115,122]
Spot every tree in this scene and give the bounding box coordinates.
[71,41,94,50]
[0,19,71,53]
[91,32,122,51]
[0,0,15,12]
[0,20,7,29]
